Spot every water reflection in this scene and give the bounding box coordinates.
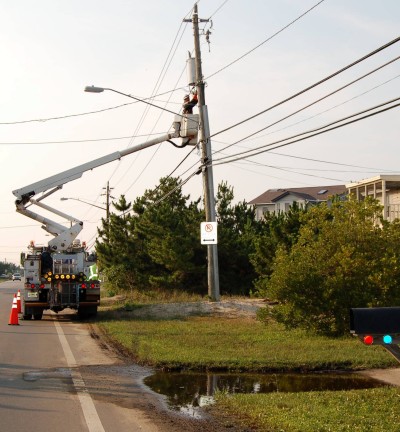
[144,371,387,416]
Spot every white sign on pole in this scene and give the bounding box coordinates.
[200,222,217,245]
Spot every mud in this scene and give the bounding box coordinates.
[77,362,248,431]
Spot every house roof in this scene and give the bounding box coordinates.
[248,185,347,205]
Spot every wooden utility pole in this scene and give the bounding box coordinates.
[186,4,220,301]
[102,181,114,222]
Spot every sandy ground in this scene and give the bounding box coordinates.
[117,298,267,319]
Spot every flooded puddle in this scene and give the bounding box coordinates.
[144,371,388,417]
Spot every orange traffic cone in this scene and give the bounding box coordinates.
[8,294,19,325]
[16,290,21,314]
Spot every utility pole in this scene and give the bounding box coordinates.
[102,181,114,222]
[186,4,220,301]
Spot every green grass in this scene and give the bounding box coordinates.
[213,387,400,432]
[96,315,396,371]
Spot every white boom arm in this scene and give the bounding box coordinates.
[13,119,187,251]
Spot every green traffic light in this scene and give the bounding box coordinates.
[383,335,393,344]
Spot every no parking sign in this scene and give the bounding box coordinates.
[200,222,218,245]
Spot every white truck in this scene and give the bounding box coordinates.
[20,240,100,320]
[13,112,198,320]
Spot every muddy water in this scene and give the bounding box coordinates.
[144,371,388,417]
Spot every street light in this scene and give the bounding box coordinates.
[84,86,181,117]
[60,197,106,211]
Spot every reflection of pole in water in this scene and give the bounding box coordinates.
[206,374,218,395]
[274,374,279,392]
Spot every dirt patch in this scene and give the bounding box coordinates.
[105,298,266,320]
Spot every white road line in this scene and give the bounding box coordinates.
[54,319,106,432]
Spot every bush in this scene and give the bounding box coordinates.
[255,198,400,336]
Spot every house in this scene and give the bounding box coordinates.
[248,185,347,220]
[346,175,400,222]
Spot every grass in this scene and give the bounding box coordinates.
[99,287,205,310]
[96,314,396,371]
[96,294,400,431]
[213,387,400,432]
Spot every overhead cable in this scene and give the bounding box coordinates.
[211,99,400,166]
[206,0,326,80]
[215,55,400,154]
[0,132,169,146]
[210,35,400,139]
[0,90,185,126]
[268,151,396,173]
[120,54,189,194]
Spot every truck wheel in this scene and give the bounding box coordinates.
[78,306,97,319]
[33,312,43,320]
[23,314,32,320]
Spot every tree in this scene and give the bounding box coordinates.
[0,261,20,276]
[131,177,206,293]
[215,182,262,295]
[96,179,206,294]
[250,202,305,291]
[255,198,400,336]
[96,195,143,291]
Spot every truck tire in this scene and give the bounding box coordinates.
[78,306,97,319]
[23,314,32,320]
[33,311,43,320]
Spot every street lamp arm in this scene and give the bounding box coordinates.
[84,86,183,118]
[60,197,107,211]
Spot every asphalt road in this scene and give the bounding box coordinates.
[0,280,236,432]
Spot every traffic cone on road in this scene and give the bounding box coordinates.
[8,294,19,325]
[16,290,21,314]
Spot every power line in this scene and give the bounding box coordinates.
[208,0,230,19]
[241,73,400,146]
[151,112,386,202]
[215,56,400,154]
[120,36,190,193]
[268,151,397,173]
[96,15,191,203]
[0,90,185,126]
[3,70,398,148]
[0,131,170,146]
[206,0,326,80]
[239,161,345,183]
[118,7,203,196]
[0,224,42,229]
[211,99,400,167]
[119,51,189,194]
[210,35,400,139]
[170,73,400,188]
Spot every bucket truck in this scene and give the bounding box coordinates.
[13,114,198,320]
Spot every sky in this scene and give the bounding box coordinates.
[0,0,399,265]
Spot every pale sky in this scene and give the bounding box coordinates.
[1,0,399,264]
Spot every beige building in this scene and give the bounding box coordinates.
[346,175,400,222]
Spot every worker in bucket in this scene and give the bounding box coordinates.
[182,92,198,114]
